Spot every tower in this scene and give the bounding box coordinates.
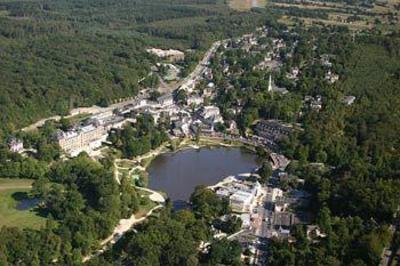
[268,74,273,93]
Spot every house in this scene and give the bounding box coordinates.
[304,95,322,111]
[157,94,174,107]
[8,137,24,153]
[270,188,284,202]
[226,120,238,134]
[286,67,300,80]
[342,95,356,105]
[200,106,221,120]
[272,212,295,229]
[199,106,224,127]
[187,95,204,106]
[306,225,327,241]
[173,119,191,137]
[325,70,339,84]
[269,153,290,170]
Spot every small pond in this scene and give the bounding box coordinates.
[16,198,40,211]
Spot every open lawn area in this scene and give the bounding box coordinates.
[0,178,47,229]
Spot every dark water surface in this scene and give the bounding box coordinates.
[148,147,260,203]
[16,198,40,210]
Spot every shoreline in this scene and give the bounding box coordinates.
[139,136,259,170]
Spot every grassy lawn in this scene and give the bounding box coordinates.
[116,160,136,169]
[0,179,47,229]
[0,178,34,188]
[136,198,157,218]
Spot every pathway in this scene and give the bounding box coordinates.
[82,204,163,262]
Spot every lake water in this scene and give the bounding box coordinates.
[148,147,260,205]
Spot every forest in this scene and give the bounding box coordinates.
[0,0,271,139]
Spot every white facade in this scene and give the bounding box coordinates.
[187,96,204,106]
[157,94,174,107]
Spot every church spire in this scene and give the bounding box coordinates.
[268,74,273,93]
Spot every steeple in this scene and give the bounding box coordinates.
[268,74,273,93]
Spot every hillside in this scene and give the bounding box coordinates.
[0,0,270,138]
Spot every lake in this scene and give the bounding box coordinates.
[229,0,267,11]
[148,147,260,206]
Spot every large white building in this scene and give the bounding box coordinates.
[57,125,108,157]
[215,179,262,213]
[146,48,185,62]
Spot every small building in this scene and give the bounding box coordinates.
[342,95,356,105]
[157,94,174,107]
[304,95,322,111]
[8,137,24,153]
[187,95,204,106]
[306,225,327,241]
[269,153,290,170]
[200,106,221,120]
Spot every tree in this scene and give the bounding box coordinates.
[258,162,273,183]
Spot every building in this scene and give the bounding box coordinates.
[157,94,174,108]
[342,95,356,105]
[187,95,204,106]
[146,48,185,62]
[306,225,327,241]
[214,179,262,213]
[56,124,108,157]
[304,95,322,111]
[269,153,290,170]
[256,120,295,141]
[325,70,339,84]
[8,137,24,153]
[200,106,221,120]
[268,74,288,94]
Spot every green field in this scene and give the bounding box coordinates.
[0,178,47,229]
